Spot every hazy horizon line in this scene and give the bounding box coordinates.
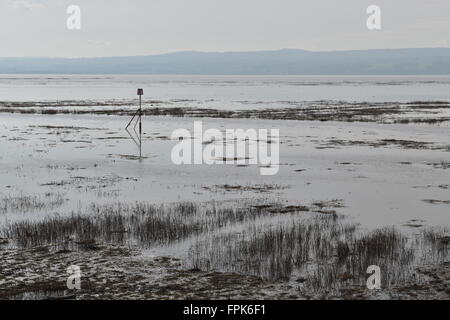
[3,46,450,60]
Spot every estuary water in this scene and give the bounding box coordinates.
[1,75,450,105]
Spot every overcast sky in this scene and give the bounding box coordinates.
[1,0,450,57]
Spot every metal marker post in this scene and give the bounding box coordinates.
[137,89,143,158]
[137,88,143,135]
[125,89,144,158]
[126,88,144,131]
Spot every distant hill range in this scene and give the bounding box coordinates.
[2,48,450,75]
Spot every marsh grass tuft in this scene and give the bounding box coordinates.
[187,215,448,293]
[0,194,65,214]
[1,200,448,294]
[1,201,277,249]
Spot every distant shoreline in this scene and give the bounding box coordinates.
[2,48,450,75]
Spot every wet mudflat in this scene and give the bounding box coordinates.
[0,108,449,299]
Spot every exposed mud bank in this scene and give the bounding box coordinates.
[1,245,448,300]
[1,100,450,124]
